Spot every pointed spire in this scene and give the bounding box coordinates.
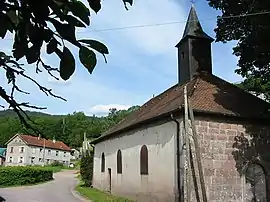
[181,5,213,41]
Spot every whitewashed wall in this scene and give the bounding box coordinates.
[93,119,180,202]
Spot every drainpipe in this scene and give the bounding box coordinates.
[171,114,182,202]
[90,144,95,187]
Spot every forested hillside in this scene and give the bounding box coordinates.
[0,106,140,148]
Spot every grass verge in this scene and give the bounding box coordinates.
[75,182,134,202]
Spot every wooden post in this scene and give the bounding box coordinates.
[188,100,208,202]
[184,85,191,202]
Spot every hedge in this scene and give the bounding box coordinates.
[0,166,53,187]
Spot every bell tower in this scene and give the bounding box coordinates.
[176,5,214,84]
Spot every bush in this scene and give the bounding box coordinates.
[80,150,93,186]
[0,166,53,187]
[50,161,64,167]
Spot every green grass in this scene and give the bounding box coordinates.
[76,183,134,202]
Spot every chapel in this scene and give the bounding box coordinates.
[91,5,270,202]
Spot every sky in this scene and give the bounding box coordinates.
[0,0,243,116]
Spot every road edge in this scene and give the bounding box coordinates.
[71,188,91,202]
[71,178,92,202]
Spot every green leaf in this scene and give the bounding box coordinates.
[123,0,133,6]
[70,1,90,25]
[43,29,54,42]
[65,15,86,28]
[50,19,76,43]
[6,67,15,84]
[7,10,19,26]
[79,46,97,74]
[79,39,109,54]
[0,14,8,38]
[47,39,58,54]
[87,0,101,13]
[60,47,75,80]
[123,0,133,9]
[26,46,40,64]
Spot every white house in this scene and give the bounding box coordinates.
[90,6,270,202]
[5,134,71,166]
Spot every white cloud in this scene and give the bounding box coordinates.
[81,0,186,55]
[0,0,240,116]
[88,104,131,115]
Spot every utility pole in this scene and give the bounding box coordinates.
[184,85,191,202]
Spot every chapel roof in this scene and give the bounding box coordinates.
[92,72,270,144]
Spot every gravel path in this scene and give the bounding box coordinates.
[0,170,89,202]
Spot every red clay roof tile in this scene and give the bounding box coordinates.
[19,134,71,151]
[92,73,270,143]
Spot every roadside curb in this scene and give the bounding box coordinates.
[71,179,92,202]
[71,188,91,202]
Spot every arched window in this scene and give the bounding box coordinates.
[245,163,267,202]
[101,152,105,172]
[117,150,122,174]
[140,145,148,175]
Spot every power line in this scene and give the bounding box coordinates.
[1,10,270,40]
[79,11,270,33]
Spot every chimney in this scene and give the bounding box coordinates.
[175,5,214,84]
[38,134,41,140]
[53,135,56,143]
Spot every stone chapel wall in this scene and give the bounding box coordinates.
[190,117,270,202]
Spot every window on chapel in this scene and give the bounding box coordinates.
[117,150,122,174]
[101,152,105,172]
[140,145,148,175]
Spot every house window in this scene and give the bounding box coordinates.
[48,150,51,155]
[19,157,23,163]
[140,145,148,175]
[56,151,59,156]
[40,148,42,153]
[101,153,105,172]
[9,157,12,163]
[10,147,13,153]
[31,157,35,164]
[64,152,66,157]
[245,163,267,202]
[20,147,24,153]
[39,158,43,162]
[46,159,50,164]
[117,150,122,174]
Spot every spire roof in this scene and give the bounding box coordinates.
[182,5,213,41]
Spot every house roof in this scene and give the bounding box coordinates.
[10,134,71,152]
[91,72,270,144]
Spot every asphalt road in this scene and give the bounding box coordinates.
[0,170,89,202]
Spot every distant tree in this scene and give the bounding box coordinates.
[0,106,138,147]
[207,0,270,101]
[0,0,133,129]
